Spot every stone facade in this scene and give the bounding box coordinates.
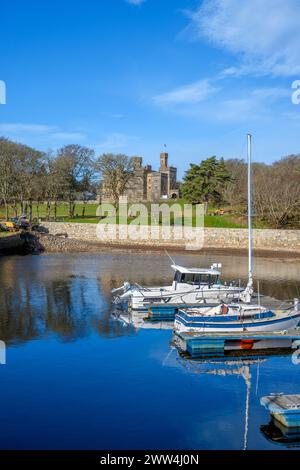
[101,153,179,203]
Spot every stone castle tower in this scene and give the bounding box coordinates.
[101,152,179,203]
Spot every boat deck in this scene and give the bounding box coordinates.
[177,329,300,341]
[262,394,300,412]
[261,394,300,428]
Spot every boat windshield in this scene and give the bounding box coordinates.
[175,272,219,286]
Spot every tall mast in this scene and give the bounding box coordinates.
[247,133,253,289]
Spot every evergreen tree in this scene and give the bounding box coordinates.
[181,156,232,213]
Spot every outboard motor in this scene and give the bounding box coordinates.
[111,282,134,305]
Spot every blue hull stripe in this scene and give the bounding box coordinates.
[177,310,274,323]
[175,312,300,329]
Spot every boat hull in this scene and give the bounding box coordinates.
[129,287,242,310]
[174,311,300,333]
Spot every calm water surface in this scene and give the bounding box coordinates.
[0,251,300,450]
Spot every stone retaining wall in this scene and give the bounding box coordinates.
[41,222,300,253]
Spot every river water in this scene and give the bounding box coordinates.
[0,250,300,450]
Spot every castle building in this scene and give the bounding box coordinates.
[101,153,179,202]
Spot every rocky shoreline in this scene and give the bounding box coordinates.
[29,232,300,259]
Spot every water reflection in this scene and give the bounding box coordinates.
[0,258,135,344]
[261,420,300,448]
[0,251,300,345]
[166,349,299,450]
[1,250,300,450]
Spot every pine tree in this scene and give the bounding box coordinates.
[181,156,233,213]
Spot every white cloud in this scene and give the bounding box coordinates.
[189,0,300,76]
[153,79,218,106]
[0,123,55,134]
[206,86,290,122]
[153,84,289,123]
[0,123,87,143]
[126,0,146,5]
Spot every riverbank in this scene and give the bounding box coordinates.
[34,234,300,259]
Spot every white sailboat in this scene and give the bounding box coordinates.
[174,134,300,334]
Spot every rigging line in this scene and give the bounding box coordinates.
[164,249,176,266]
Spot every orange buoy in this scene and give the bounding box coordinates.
[240,339,254,350]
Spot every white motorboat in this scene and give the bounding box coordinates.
[112,263,245,311]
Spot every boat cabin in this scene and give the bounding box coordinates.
[171,265,221,288]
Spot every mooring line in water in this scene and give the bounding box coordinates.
[162,346,176,367]
[243,367,251,451]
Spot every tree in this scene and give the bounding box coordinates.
[96,153,134,206]
[222,159,247,207]
[253,155,300,228]
[0,139,17,219]
[181,156,233,213]
[55,145,95,218]
[0,138,44,220]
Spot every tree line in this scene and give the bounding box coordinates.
[181,155,300,228]
[0,138,133,220]
[1,137,300,228]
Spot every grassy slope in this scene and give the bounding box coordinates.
[0,202,266,229]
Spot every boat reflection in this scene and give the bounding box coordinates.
[112,307,174,331]
[261,420,300,447]
[164,346,298,450]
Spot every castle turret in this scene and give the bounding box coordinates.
[133,156,143,170]
[160,152,168,171]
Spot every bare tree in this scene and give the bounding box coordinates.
[0,139,16,219]
[254,156,300,228]
[0,138,44,220]
[223,159,247,207]
[55,145,95,218]
[95,153,134,206]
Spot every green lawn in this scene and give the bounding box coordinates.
[0,201,266,229]
[64,214,247,228]
[0,203,100,220]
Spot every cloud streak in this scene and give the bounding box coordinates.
[0,123,87,143]
[188,0,300,76]
[153,79,218,106]
[126,0,146,5]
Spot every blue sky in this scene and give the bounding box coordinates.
[0,0,300,177]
